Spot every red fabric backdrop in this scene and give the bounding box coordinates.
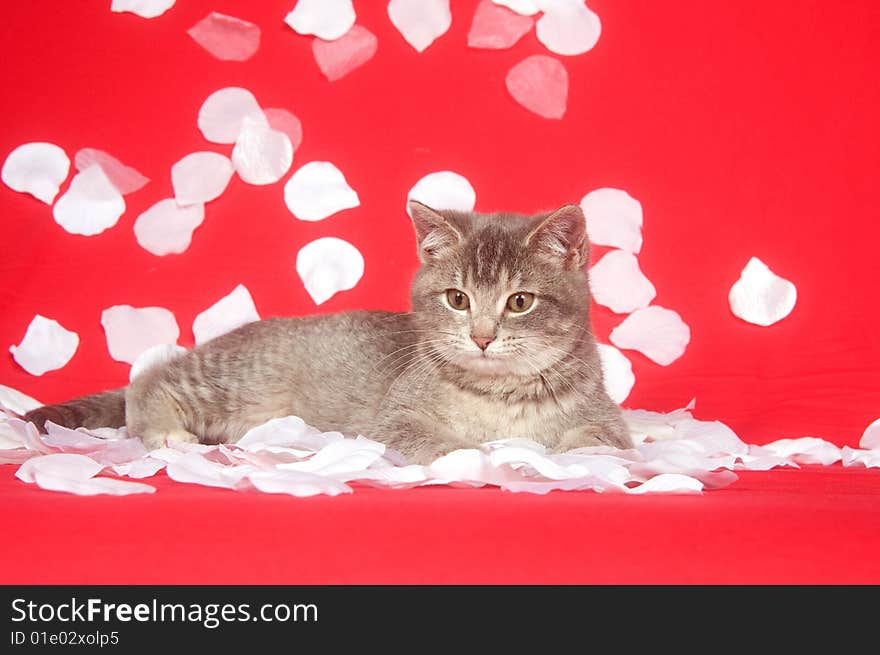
[1,1,879,583]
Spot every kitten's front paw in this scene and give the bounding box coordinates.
[139,429,200,450]
[558,418,633,452]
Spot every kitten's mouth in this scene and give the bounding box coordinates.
[458,351,515,375]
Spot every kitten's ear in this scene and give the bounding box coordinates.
[525,204,590,269]
[408,200,463,263]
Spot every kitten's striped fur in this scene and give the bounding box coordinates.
[25,202,631,464]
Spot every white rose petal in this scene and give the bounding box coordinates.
[171,151,234,205]
[110,0,175,19]
[492,0,539,16]
[728,257,797,327]
[505,54,569,119]
[197,87,265,145]
[284,0,356,40]
[596,344,635,404]
[861,418,880,450]
[0,385,42,416]
[52,165,125,236]
[2,142,70,204]
[610,306,691,366]
[296,237,364,305]
[187,12,261,62]
[134,198,205,256]
[407,171,476,215]
[589,250,656,313]
[192,284,261,345]
[101,305,180,365]
[388,0,451,52]
[232,115,293,186]
[580,188,643,253]
[284,161,359,221]
[10,315,79,376]
[534,0,601,56]
[74,148,149,195]
[469,0,536,50]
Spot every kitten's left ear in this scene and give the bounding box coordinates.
[526,204,590,269]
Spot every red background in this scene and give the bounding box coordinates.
[1,1,879,583]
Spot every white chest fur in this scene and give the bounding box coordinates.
[434,378,576,448]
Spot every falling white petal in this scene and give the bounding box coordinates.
[10,315,79,376]
[52,165,125,236]
[101,305,180,365]
[312,24,378,81]
[492,0,539,16]
[192,284,261,345]
[134,198,205,256]
[263,108,303,153]
[728,257,797,327]
[296,237,364,305]
[534,0,601,56]
[171,151,233,205]
[197,87,265,144]
[2,142,70,204]
[74,148,149,195]
[388,0,452,52]
[231,115,293,186]
[469,0,535,50]
[596,344,635,404]
[505,54,568,119]
[861,418,880,450]
[580,188,643,253]
[110,0,175,19]
[589,250,656,313]
[129,343,188,382]
[187,12,261,61]
[407,171,476,215]
[284,161,359,221]
[285,0,356,40]
[610,306,691,366]
[0,385,42,416]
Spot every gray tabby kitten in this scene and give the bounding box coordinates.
[24,201,631,464]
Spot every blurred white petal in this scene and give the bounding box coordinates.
[505,54,568,119]
[589,250,656,313]
[580,188,643,253]
[101,305,180,365]
[610,306,691,365]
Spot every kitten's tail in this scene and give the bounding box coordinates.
[23,389,127,432]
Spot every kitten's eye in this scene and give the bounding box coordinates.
[446,289,470,311]
[507,292,535,313]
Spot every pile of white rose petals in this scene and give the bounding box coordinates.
[1,387,877,497]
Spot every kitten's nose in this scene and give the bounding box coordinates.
[471,335,494,351]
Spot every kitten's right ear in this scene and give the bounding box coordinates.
[408,200,462,263]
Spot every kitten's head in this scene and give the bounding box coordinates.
[408,200,593,377]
